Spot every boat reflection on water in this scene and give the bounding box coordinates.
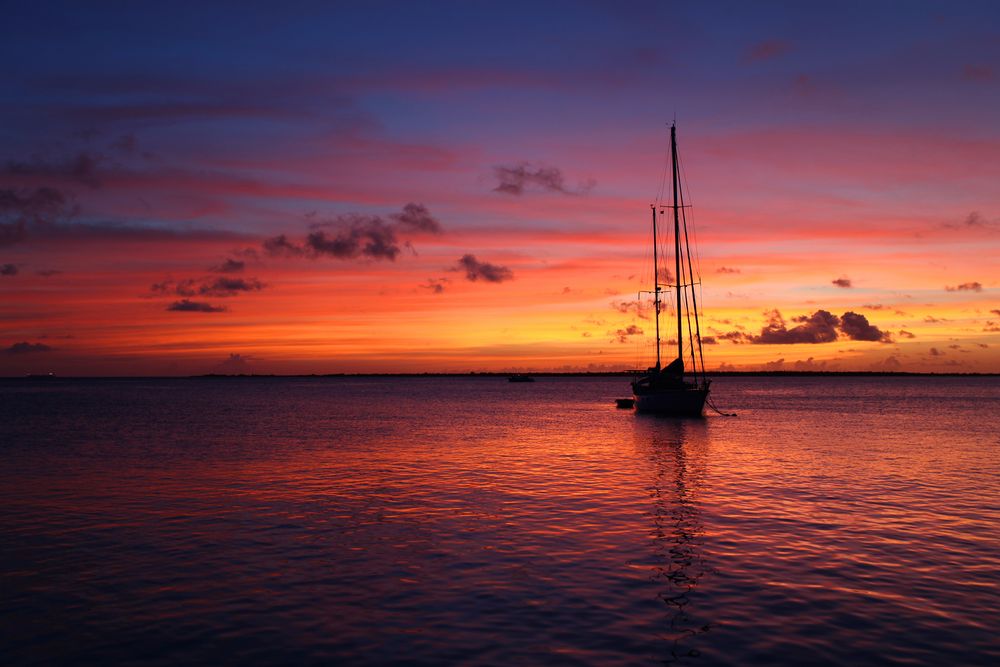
[634,416,714,663]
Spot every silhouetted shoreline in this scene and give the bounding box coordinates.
[195,370,1000,378]
[6,371,998,380]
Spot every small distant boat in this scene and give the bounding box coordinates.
[631,123,711,416]
[508,374,535,383]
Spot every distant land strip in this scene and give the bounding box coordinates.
[198,371,999,378]
[6,371,999,379]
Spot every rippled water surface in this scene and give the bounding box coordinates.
[2,376,999,665]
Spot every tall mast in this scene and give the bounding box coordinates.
[651,205,661,369]
[671,123,682,364]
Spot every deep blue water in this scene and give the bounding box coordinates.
[1,376,998,665]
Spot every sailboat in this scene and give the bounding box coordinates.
[631,123,711,416]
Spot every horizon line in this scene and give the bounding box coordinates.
[4,370,1000,379]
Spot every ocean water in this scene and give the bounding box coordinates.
[1,375,998,666]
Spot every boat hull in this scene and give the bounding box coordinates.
[633,387,709,416]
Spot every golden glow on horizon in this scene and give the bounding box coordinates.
[4,246,997,375]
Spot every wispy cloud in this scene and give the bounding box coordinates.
[198,277,265,297]
[945,282,983,292]
[4,152,106,188]
[611,299,653,320]
[611,324,643,343]
[166,299,226,312]
[151,276,265,298]
[390,203,443,234]
[419,277,450,294]
[210,258,245,273]
[262,234,304,257]
[5,341,55,354]
[455,254,513,283]
[717,330,750,344]
[263,203,444,261]
[940,211,998,231]
[493,163,594,196]
[832,277,852,288]
[1,186,74,246]
[3,185,243,249]
[306,218,400,260]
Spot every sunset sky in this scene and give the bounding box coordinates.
[2,1,999,375]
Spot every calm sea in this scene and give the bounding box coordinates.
[1,376,998,666]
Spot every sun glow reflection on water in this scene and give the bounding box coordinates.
[1,376,998,665]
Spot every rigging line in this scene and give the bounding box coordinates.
[655,128,671,206]
[634,315,644,371]
[670,124,683,367]
[651,206,661,369]
[640,205,655,365]
[682,272,697,374]
[677,149,703,283]
[658,208,670,288]
[679,172,707,384]
[678,146,707,382]
[631,203,655,372]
